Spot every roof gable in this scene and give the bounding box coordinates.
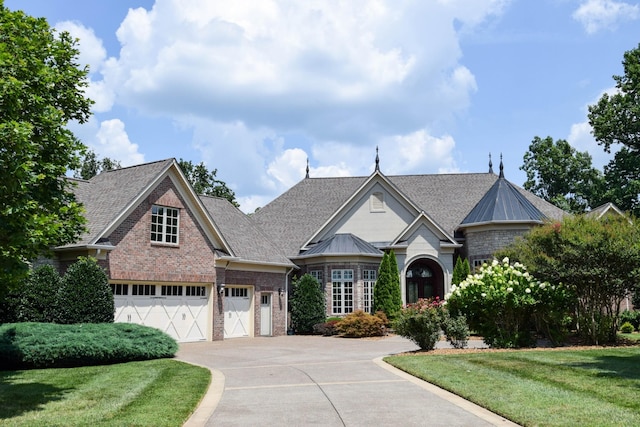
[66,159,233,255]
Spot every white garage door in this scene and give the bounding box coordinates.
[112,283,210,342]
[224,287,252,338]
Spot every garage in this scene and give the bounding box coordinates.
[112,282,210,342]
[223,286,253,338]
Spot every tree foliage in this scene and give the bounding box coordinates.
[54,257,114,324]
[73,148,122,180]
[0,4,91,291]
[373,251,402,321]
[452,256,470,285]
[588,43,640,216]
[290,274,325,334]
[588,43,640,153]
[178,159,238,207]
[521,136,604,213]
[501,215,640,345]
[17,264,62,323]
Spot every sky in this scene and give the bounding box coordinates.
[5,0,640,212]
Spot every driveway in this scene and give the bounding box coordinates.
[177,335,517,427]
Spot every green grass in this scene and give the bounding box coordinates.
[0,359,211,427]
[386,346,640,427]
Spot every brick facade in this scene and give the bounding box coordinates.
[106,176,217,283]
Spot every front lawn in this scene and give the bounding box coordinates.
[386,346,640,427]
[0,359,210,427]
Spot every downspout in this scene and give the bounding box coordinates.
[285,267,294,335]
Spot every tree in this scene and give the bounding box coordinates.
[588,43,640,153]
[502,215,640,345]
[289,274,326,334]
[373,251,402,321]
[0,4,91,291]
[452,256,470,285]
[73,148,121,180]
[178,159,238,207]
[520,136,605,213]
[589,44,640,216]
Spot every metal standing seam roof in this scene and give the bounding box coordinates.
[460,175,547,226]
[297,233,384,258]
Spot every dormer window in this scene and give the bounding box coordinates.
[370,192,385,212]
[151,205,179,244]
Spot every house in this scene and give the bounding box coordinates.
[252,154,566,317]
[50,153,565,340]
[52,159,294,342]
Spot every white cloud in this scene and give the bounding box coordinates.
[379,130,458,174]
[94,119,145,166]
[54,21,116,113]
[573,0,639,34]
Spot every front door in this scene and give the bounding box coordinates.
[405,260,443,304]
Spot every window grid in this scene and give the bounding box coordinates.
[151,205,179,244]
[363,269,377,313]
[331,269,354,315]
[310,270,323,286]
[111,284,129,296]
[185,286,206,297]
[161,285,183,296]
[132,284,156,296]
[224,288,248,297]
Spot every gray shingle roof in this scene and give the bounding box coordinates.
[460,177,547,225]
[252,171,567,257]
[200,195,294,266]
[69,159,173,246]
[298,233,384,258]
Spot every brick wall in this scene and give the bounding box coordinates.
[465,227,530,268]
[106,176,217,284]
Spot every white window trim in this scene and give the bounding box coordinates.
[331,269,354,315]
[151,205,180,245]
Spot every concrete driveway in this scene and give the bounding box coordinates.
[177,335,517,427]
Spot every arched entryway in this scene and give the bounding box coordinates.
[405,258,444,304]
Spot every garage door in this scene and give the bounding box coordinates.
[224,287,252,338]
[112,283,210,342]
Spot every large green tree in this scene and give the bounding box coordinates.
[73,148,121,180]
[589,44,640,216]
[500,215,640,345]
[0,3,91,291]
[178,159,238,207]
[520,136,605,213]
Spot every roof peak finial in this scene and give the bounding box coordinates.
[489,153,494,174]
[375,146,380,172]
[305,158,309,179]
[499,153,504,179]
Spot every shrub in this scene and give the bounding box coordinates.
[393,298,445,351]
[620,321,635,334]
[313,318,341,336]
[336,310,385,338]
[441,312,470,349]
[446,258,572,348]
[0,322,178,369]
[18,264,62,322]
[452,257,470,285]
[374,310,389,327]
[290,274,326,334]
[55,257,114,324]
[619,310,640,330]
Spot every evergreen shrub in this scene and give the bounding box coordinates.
[18,264,62,322]
[0,322,178,369]
[620,321,635,334]
[290,274,326,334]
[55,257,114,324]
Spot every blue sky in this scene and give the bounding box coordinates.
[6,0,639,212]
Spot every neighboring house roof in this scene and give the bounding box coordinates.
[459,171,547,227]
[199,195,294,267]
[587,202,626,219]
[252,167,566,257]
[295,233,384,259]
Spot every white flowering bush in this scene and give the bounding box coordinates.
[445,257,572,348]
